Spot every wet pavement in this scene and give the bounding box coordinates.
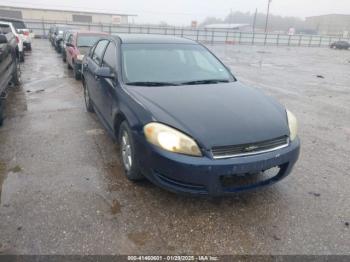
[0,40,349,255]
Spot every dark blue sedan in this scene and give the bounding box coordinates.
[82,34,300,196]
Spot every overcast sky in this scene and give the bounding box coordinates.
[2,0,350,25]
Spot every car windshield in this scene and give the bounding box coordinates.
[4,20,26,30]
[77,35,102,47]
[122,43,235,85]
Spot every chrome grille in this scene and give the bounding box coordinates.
[211,136,289,159]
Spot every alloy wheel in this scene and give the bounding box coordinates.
[84,86,90,108]
[121,131,132,171]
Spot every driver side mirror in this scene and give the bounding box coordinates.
[0,34,8,44]
[95,66,116,79]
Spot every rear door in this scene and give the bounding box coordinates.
[85,39,109,116]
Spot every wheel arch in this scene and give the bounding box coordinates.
[113,111,127,138]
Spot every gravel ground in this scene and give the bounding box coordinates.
[0,39,349,255]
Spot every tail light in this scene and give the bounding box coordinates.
[24,31,29,36]
[16,36,19,43]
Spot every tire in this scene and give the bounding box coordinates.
[62,54,66,63]
[0,100,4,127]
[26,44,32,51]
[11,60,21,86]
[67,61,72,70]
[19,52,24,63]
[119,121,143,181]
[73,63,81,80]
[83,82,94,113]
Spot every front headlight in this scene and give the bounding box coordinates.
[144,122,202,157]
[77,54,84,61]
[286,110,298,141]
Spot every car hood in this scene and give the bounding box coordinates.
[126,82,289,149]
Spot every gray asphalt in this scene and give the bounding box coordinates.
[0,39,349,255]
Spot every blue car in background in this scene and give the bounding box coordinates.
[82,34,300,196]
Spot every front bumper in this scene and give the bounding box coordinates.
[134,132,300,196]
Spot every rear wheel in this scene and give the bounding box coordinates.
[83,82,94,113]
[73,63,81,80]
[119,121,143,181]
[19,51,24,62]
[0,100,4,126]
[11,60,21,86]
[67,61,72,69]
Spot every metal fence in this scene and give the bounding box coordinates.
[24,19,350,48]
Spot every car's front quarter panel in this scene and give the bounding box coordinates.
[115,86,155,133]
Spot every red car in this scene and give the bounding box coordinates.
[65,31,108,80]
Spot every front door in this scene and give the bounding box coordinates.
[97,41,119,128]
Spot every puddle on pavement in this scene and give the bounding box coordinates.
[127,232,150,246]
[4,87,28,118]
[0,162,25,205]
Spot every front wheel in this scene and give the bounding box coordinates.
[73,63,81,80]
[119,121,143,181]
[84,82,94,113]
[0,100,4,126]
[19,52,24,62]
[12,60,21,86]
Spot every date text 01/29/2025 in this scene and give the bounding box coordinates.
[127,255,219,261]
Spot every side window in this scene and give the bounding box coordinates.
[92,40,108,65]
[67,35,73,44]
[64,33,71,42]
[89,43,96,58]
[102,42,117,71]
[0,25,11,34]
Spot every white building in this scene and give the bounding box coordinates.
[0,5,136,24]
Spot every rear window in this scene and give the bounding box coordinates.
[77,35,103,47]
[10,21,26,30]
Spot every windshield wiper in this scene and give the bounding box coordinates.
[125,81,179,86]
[179,79,230,85]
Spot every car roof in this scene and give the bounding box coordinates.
[111,34,197,44]
[0,17,24,22]
[75,30,109,36]
[0,21,12,25]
